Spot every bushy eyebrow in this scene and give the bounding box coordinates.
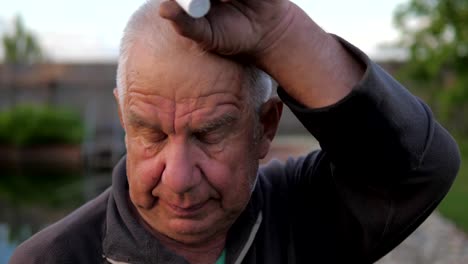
[127,111,162,131]
[195,113,239,134]
[127,110,238,134]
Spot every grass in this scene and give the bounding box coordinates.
[437,136,468,233]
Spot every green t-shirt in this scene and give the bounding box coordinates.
[215,249,226,264]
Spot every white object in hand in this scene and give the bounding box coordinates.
[174,0,211,18]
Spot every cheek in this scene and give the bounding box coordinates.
[126,138,165,193]
[201,143,259,206]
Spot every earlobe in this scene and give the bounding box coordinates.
[257,97,283,159]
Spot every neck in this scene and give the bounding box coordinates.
[127,197,227,263]
[153,231,226,264]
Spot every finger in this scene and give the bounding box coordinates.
[159,0,185,20]
[159,0,211,45]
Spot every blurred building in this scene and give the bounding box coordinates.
[0,63,123,169]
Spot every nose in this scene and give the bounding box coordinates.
[160,138,201,194]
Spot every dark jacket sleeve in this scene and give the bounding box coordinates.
[275,37,460,263]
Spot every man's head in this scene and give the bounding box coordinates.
[116,0,273,114]
[114,0,282,245]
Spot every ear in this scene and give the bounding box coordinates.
[113,88,125,130]
[257,96,283,159]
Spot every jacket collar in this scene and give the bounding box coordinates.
[102,156,264,264]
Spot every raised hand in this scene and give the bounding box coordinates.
[159,0,295,57]
[160,0,363,109]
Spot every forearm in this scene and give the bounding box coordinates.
[278,38,458,175]
[254,3,364,109]
[277,41,460,260]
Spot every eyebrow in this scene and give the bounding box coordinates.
[127,111,162,131]
[127,110,239,133]
[195,113,239,134]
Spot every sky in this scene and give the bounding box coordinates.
[0,0,408,62]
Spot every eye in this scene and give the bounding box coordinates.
[195,131,223,145]
[150,132,168,143]
[140,131,167,146]
[140,133,167,154]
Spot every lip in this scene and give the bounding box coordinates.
[162,200,208,217]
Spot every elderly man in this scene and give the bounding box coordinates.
[11,0,460,263]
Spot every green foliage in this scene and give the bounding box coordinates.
[393,0,468,233]
[438,136,468,233]
[393,0,468,132]
[1,15,43,64]
[0,105,84,147]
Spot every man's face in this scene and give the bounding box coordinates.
[118,42,269,244]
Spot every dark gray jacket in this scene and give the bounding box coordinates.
[9,39,460,264]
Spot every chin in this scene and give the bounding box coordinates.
[166,214,237,245]
[167,218,219,241]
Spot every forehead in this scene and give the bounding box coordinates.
[125,41,246,103]
[122,42,252,132]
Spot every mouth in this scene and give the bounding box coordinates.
[162,200,209,218]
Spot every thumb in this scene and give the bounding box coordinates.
[159,0,212,45]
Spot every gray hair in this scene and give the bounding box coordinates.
[116,0,272,112]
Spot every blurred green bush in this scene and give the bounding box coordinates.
[0,105,84,147]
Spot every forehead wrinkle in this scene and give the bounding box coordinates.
[175,92,242,124]
[125,90,177,134]
[170,57,245,102]
[172,90,243,114]
[127,92,176,117]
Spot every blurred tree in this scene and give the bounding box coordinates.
[1,15,45,106]
[393,0,468,133]
[1,15,43,64]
